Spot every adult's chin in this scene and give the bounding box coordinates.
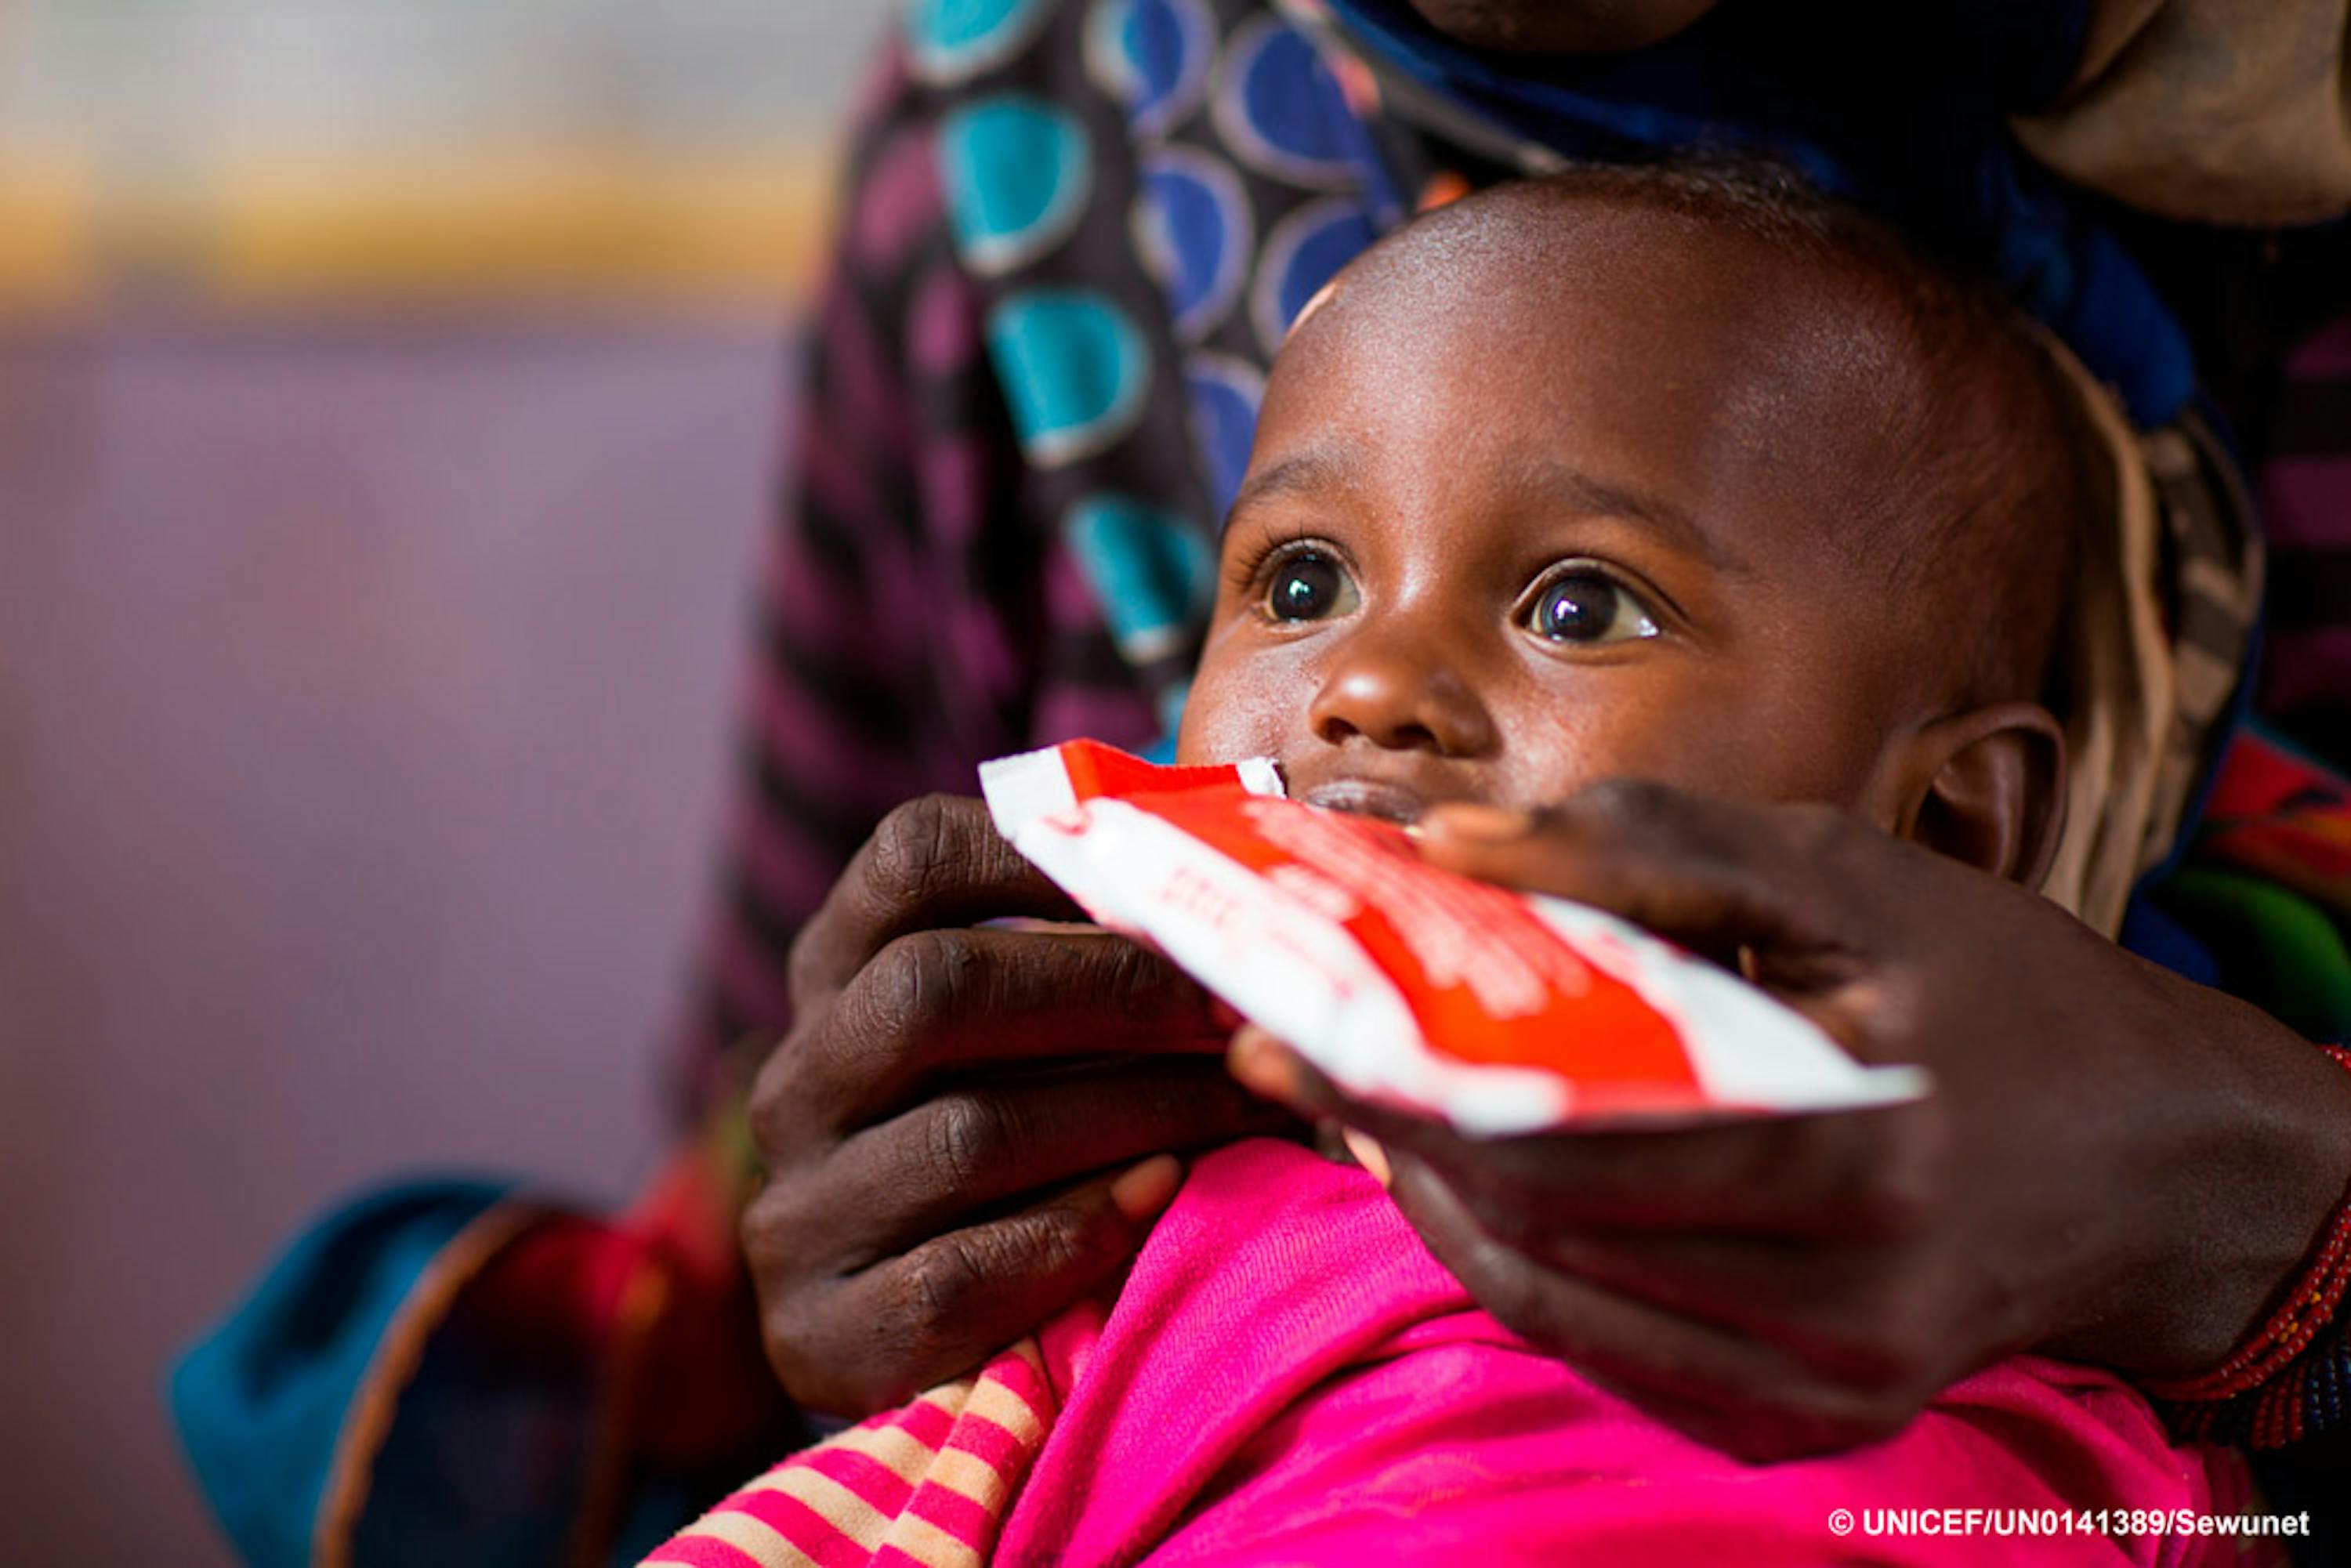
[1401,0,1723,54]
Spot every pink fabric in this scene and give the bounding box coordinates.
[996,1139,2251,1568]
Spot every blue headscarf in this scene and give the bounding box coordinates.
[1320,0,2197,426]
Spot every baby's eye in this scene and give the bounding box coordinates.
[1527,570,1660,645]
[1265,550,1360,623]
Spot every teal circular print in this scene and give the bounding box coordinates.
[1062,493,1213,663]
[987,291,1150,468]
[940,96,1093,276]
[905,0,1055,84]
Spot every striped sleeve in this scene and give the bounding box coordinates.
[639,1340,1056,1568]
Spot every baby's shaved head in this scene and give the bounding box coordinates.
[1302,164,2096,715]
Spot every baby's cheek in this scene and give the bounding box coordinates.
[1502,679,1765,805]
[1176,645,1291,766]
[1172,670,1241,766]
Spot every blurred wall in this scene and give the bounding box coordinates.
[0,5,885,1560]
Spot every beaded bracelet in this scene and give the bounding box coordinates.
[2152,1044,2351,1448]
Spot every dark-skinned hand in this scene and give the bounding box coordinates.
[1227,780,2351,1461]
[742,794,1302,1417]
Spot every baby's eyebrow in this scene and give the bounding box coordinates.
[1228,447,1356,520]
[1517,458,1750,576]
[1229,445,1749,576]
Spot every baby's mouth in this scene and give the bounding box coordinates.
[1298,777,1432,826]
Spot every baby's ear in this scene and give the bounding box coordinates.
[1890,704,2067,888]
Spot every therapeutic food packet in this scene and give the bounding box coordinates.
[980,740,1929,1136]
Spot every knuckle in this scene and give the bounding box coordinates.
[739,1176,813,1275]
[1019,1194,1112,1277]
[922,1092,1012,1193]
[868,794,971,909]
[739,1182,788,1270]
[854,927,980,1045]
[900,1239,987,1355]
[745,1030,813,1157]
[784,914,836,1012]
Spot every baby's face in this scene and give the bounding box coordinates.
[1177,205,1947,826]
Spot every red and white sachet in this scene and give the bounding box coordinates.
[980,740,1928,1135]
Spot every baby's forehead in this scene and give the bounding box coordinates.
[1269,187,1943,520]
[1295,185,1903,371]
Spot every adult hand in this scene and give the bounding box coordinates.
[1228,780,2351,1461]
[744,795,1301,1416]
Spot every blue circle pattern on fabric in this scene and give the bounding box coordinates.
[1135,147,1252,342]
[1183,352,1266,518]
[1086,0,1215,136]
[941,96,1095,276]
[987,290,1152,468]
[1063,494,1216,664]
[1212,16,1360,189]
[1252,195,1379,357]
[905,0,1056,85]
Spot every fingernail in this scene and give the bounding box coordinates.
[1340,1127,1393,1188]
[1422,802,1533,842]
[1228,1026,1300,1099]
[1109,1153,1182,1222]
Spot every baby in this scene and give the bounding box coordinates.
[1184,165,2081,885]
[647,167,2264,1566]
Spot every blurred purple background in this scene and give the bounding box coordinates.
[1,6,896,1558]
[0,320,792,1559]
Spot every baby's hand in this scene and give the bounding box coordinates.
[741,794,1300,1416]
[1230,780,2351,1461]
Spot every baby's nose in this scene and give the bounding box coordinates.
[1306,632,1498,757]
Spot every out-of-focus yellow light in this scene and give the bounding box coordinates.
[0,145,835,318]
[197,147,835,312]
[0,153,99,315]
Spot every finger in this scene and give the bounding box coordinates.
[783,1058,1303,1271]
[786,794,1079,1008]
[1230,1026,1925,1238]
[1339,1128,1393,1186]
[1385,1151,1929,1458]
[777,1157,1186,1414]
[1415,782,1889,983]
[765,928,1230,1141]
